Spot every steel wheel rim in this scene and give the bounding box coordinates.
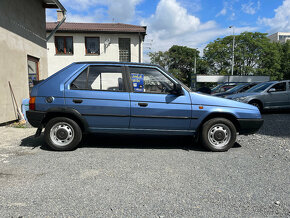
[50,122,74,146]
[251,103,260,109]
[208,124,231,148]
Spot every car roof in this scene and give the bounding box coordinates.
[73,61,160,67]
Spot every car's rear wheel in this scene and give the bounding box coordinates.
[44,117,82,151]
[201,118,236,152]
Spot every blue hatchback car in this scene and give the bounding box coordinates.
[27,62,263,152]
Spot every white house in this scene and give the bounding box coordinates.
[268,32,290,43]
[46,12,147,76]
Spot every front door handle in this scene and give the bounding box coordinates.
[73,99,83,104]
[138,102,148,107]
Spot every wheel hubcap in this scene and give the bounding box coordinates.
[208,124,231,148]
[50,122,74,146]
[251,103,260,109]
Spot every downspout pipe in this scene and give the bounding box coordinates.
[46,0,66,41]
[138,32,141,63]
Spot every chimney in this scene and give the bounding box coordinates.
[57,10,64,22]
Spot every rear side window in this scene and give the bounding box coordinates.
[71,66,124,91]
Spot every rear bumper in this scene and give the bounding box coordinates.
[237,118,264,135]
[26,110,45,128]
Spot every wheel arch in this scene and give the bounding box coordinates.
[198,112,240,133]
[248,99,263,110]
[42,107,89,132]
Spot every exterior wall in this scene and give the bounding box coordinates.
[47,32,143,76]
[268,32,290,43]
[268,33,278,42]
[0,0,48,124]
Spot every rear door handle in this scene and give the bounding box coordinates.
[138,102,148,107]
[73,99,83,104]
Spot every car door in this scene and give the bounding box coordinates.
[127,66,192,131]
[64,65,130,131]
[265,82,288,108]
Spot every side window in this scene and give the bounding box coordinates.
[271,82,286,92]
[129,67,174,94]
[71,66,124,91]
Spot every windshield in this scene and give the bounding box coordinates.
[245,82,273,93]
[211,84,223,92]
[226,84,246,92]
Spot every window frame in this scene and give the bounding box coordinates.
[85,37,100,55]
[70,65,129,93]
[126,66,179,95]
[55,36,74,55]
[27,55,40,94]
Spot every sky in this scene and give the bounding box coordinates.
[46,0,290,61]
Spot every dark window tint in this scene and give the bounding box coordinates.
[246,82,273,93]
[71,68,88,90]
[129,67,174,94]
[55,36,73,54]
[71,66,124,91]
[238,83,256,93]
[85,37,100,54]
[271,82,286,92]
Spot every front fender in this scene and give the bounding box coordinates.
[190,104,261,131]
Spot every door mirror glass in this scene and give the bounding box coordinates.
[268,88,276,92]
[170,83,183,95]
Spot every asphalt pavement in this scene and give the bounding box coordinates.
[0,112,289,217]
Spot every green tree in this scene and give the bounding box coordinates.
[204,32,282,80]
[148,51,170,69]
[168,45,199,86]
[281,41,290,79]
[149,45,200,87]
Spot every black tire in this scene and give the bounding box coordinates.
[201,118,236,152]
[44,117,82,151]
[249,101,262,112]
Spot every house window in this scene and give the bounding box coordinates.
[119,38,131,62]
[85,37,100,55]
[55,36,73,54]
[27,56,39,94]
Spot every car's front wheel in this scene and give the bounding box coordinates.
[44,117,82,151]
[201,118,236,152]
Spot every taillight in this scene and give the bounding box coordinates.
[29,97,36,110]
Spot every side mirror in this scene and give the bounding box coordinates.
[268,88,276,93]
[170,83,183,95]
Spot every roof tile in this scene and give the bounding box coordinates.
[46,22,146,34]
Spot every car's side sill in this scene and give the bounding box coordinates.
[88,127,195,135]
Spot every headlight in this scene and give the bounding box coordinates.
[233,97,247,102]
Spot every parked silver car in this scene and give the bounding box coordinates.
[226,80,290,111]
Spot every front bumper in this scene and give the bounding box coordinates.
[237,118,264,135]
[26,110,46,128]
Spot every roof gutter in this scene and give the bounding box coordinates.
[46,0,66,41]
